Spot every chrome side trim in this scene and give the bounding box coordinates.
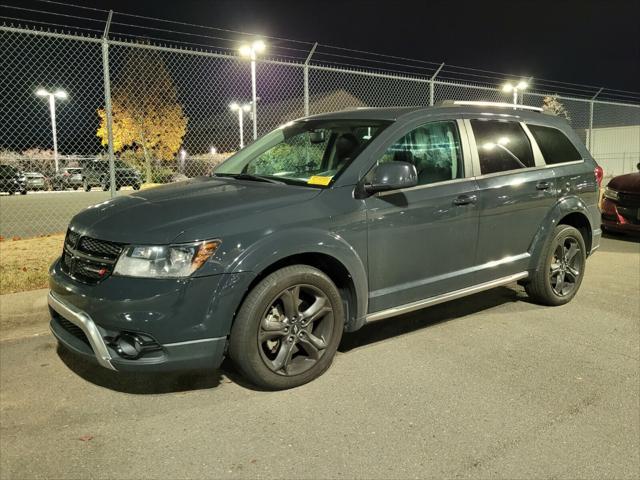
[163,337,223,347]
[366,271,528,323]
[48,291,116,370]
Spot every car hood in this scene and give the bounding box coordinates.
[70,177,322,244]
[607,172,640,193]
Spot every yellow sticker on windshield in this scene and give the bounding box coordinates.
[307,175,332,186]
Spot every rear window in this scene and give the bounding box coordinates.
[527,124,582,164]
[470,119,535,174]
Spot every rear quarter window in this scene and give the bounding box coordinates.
[527,124,582,165]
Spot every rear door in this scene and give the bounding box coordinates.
[466,118,557,282]
[365,119,480,313]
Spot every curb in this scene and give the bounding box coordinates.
[0,288,50,341]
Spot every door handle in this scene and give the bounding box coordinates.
[453,194,476,206]
[536,181,552,191]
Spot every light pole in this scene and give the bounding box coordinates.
[239,40,266,141]
[229,102,251,149]
[180,149,186,174]
[502,80,528,105]
[36,88,67,173]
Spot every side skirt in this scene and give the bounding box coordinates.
[365,271,528,323]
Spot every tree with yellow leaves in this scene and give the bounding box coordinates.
[97,46,187,183]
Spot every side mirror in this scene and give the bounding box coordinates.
[309,130,326,144]
[364,161,418,194]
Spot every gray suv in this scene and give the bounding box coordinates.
[49,103,602,390]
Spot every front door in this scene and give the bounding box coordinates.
[365,120,480,313]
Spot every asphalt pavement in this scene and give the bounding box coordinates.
[0,235,638,479]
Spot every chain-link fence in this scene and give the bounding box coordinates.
[1,22,639,239]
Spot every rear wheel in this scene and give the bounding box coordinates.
[229,265,344,390]
[525,225,586,306]
[72,186,78,191]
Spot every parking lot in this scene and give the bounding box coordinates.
[0,235,638,479]
[0,190,133,238]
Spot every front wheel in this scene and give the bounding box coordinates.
[229,265,345,390]
[525,225,587,306]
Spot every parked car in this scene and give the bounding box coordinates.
[51,167,83,190]
[600,162,640,235]
[49,102,602,390]
[81,160,141,191]
[24,172,48,191]
[0,164,27,195]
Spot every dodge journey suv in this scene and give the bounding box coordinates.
[49,102,602,390]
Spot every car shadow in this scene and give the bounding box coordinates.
[57,345,223,394]
[339,285,525,353]
[602,230,640,246]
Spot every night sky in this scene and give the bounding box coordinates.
[1,0,638,156]
[77,0,640,92]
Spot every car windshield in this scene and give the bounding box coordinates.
[214,119,389,187]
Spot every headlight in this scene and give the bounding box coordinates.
[113,240,221,278]
[603,186,619,201]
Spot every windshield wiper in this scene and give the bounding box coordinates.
[215,173,285,184]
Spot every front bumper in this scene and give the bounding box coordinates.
[600,197,640,235]
[49,258,254,372]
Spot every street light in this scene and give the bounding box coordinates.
[35,88,67,173]
[229,102,251,149]
[239,40,266,141]
[502,80,528,105]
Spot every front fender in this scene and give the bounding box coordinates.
[226,227,369,326]
[528,195,594,270]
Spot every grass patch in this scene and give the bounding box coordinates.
[0,234,63,295]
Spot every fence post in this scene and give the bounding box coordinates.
[303,42,318,117]
[101,10,116,198]
[429,62,444,106]
[589,87,603,152]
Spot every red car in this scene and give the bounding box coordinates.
[600,163,640,235]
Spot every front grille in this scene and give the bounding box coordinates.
[61,230,125,284]
[618,192,640,208]
[57,317,91,347]
[79,236,123,259]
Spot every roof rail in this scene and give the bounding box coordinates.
[443,100,544,112]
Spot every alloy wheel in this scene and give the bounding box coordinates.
[549,237,583,296]
[258,284,334,376]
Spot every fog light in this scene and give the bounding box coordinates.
[110,332,161,360]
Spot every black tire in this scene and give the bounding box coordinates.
[20,190,27,195]
[133,183,141,191]
[72,186,78,191]
[525,225,587,306]
[229,265,345,390]
[8,190,14,195]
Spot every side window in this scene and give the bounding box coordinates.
[470,119,535,174]
[527,124,582,164]
[379,121,463,185]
